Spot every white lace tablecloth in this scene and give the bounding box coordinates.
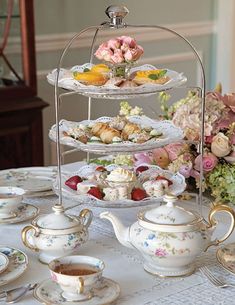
[1,162,235,305]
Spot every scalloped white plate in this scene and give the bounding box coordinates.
[53,163,186,208]
[47,63,187,99]
[49,115,183,154]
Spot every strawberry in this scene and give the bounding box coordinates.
[155,175,173,186]
[87,187,104,200]
[136,166,149,174]
[96,166,107,172]
[65,175,83,190]
[131,188,147,201]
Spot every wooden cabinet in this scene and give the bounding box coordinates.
[0,0,48,169]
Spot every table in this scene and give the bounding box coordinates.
[1,163,235,305]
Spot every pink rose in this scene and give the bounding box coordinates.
[107,38,121,50]
[164,143,187,161]
[119,36,137,48]
[194,152,218,172]
[230,134,235,145]
[223,93,235,112]
[152,148,170,169]
[206,91,224,102]
[216,111,235,131]
[134,153,152,167]
[110,49,124,64]
[205,135,214,144]
[124,46,144,62]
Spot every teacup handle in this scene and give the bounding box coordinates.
[21,225,39,252]
[206,204,235,250]
[77,277,84,294]
[79,209,93,229]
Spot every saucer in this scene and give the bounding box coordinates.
[0,246,28,286]
[0,203,39,224]
[34,277,120,305]
[217,243,235,275]
[0,253,9,274]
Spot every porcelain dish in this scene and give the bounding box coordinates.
[217,243,235,275]
[0,253,9,275]
[100,194,235,277]
[0,187,25,218]
[0,246,28,287]
[53,163,186,208]
[47,63,187,99]
[34,277,120,305]
[0,204,39,224]
[49,116,183,154]
[0,167,55,194]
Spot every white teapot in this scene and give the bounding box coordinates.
[22,205,92,264]
[100,195,235,277]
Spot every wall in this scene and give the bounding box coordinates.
[33,0,217,165]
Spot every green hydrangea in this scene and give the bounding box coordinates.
[207,163,235,204]
[114,155,134,166]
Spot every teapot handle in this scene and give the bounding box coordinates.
[21,225,39,252]
[79,209,93,229]
[206,204,235,250]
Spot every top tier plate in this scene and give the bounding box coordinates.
[47,63,187,99]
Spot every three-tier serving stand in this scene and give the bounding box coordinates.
[51,5,206,215]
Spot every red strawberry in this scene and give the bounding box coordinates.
[136,166,149,174]
[87,187,104,200]
[155,175,173,186]
[65,176,83,190]
[131,188,147,201]
[96,166,107,172]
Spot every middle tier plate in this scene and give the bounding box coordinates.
[53,163,186,208]
[49,115,183,154]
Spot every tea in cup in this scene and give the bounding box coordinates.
[0,187,25,218]
[49,255,105,301]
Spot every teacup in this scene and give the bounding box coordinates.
[49,255,105,301]
[0,187,25,218]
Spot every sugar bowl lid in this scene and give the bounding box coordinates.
[138,194,202,231]
[32,205,82,233]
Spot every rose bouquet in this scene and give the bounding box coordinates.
[94,36,144,78]
[118,88,235,204]
[95,36,144,64]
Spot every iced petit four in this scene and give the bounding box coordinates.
[143,180,169,197]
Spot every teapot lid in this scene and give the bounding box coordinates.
[139,194,198,226]
[34,205,81,230]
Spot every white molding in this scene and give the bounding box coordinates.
[6,21,215,54]
[216,0,235,92]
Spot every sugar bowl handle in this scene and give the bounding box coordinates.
[206,204,235,249]
[21,225,39,252]
[79,209,93,229]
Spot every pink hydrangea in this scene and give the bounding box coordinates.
[164,143,187,161]
[134,153,152,167]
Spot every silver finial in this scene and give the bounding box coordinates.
[105,5,129,27]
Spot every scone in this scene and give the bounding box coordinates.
[133,69,170,85]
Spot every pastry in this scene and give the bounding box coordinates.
[77,181,98,195]
[143,180,169,197]
[133,69,170,85]
[103,186,130,201]
[106,168,137,183]
[73,71,107,86]
[65,128,90,144]
[121,122,141,140]
[128,133,152,143]
[119,80,138,88]
[91,122,109,137]
[109,116,128,130]
[90,64,110,75]
[104,77,124,86]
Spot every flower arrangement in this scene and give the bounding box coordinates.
[118,87,235,204]
[95,36,144,64]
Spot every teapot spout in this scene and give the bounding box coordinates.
[100,211,133,249]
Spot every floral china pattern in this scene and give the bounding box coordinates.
[0,204,39,224]
[217,243,235,274]
[132,225,210,259]
[0,246,28,286]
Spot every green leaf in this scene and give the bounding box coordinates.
[148,70,167,80]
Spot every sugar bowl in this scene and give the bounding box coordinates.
[22,205,92,264]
